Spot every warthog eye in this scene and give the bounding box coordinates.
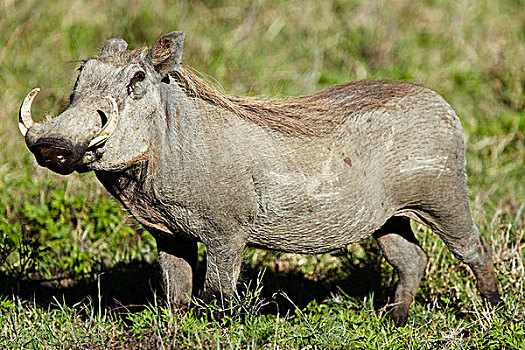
[127,70,146,96]
[133,71,145,81]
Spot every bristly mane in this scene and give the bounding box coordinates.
[171,67,420,137]
[101,47,420,136]
[170,66,341,136]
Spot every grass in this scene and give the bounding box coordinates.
[0,0,524,348]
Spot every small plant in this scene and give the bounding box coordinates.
[0,180,155,283]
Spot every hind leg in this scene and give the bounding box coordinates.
[426,207,501,307]
[374,216,428,326]
[406,167,502,308]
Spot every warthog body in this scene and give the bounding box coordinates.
[20,32,500,326]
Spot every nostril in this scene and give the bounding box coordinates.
[36,147,70,165]
[97,109,108,128]
[56,153,66,164]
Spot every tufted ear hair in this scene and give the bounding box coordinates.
[99,38,128,59]
[147,31,185,77]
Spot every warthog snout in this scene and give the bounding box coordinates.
[20,88,120,175]
[29,137,81,175]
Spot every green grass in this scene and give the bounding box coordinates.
[1,0,524,348]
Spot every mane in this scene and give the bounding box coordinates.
[171,66,421,136]
[171,67,341,136]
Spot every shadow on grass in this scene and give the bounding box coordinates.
[0,260,164,312]
[0,244,395,316]
[241,247,394,315]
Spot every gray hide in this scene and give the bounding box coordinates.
[20,31,501,326]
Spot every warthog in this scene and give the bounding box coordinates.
[19,31,501,326]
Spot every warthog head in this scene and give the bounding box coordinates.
[20,32,185,175]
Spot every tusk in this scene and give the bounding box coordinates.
[19,88,40,136]
[88,96,119,148]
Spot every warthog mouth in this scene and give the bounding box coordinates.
[19,88,120,148]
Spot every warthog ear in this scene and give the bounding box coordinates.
[99,38,128,59]
[147,31,185,77]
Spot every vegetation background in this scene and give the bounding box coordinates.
[0,0,524,348]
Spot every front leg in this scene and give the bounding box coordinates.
[203,238,246,305]
[153,230,198,307]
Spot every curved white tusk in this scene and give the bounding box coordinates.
[19,88,40,136]
[88,96,119,148]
